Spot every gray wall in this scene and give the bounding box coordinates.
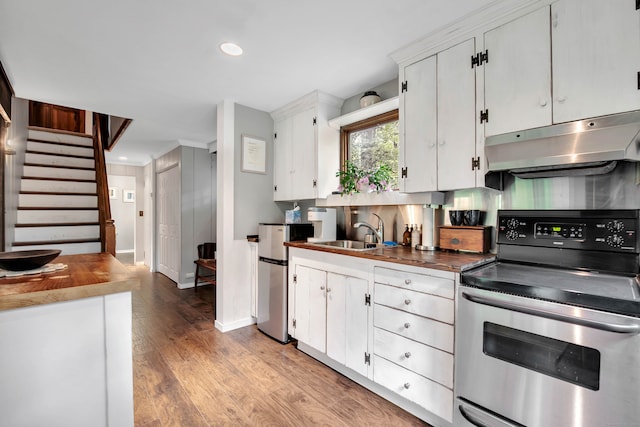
[106,175,136,252]
[233,103,284,239]
[5,97,28,249]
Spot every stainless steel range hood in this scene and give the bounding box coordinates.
[485,110,640,179]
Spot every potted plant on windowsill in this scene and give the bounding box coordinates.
[336,161,393,196]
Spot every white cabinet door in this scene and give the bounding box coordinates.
[273,116,293,201]
[437,38,477,191]
[326,273,369,376]
[552,0,640,123]
[484,6,551,136]
[291,107,317,200]
[293,265,326,349]
[400,55,437,193]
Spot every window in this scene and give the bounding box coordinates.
[340,110,399,189]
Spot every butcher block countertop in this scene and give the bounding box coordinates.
[0,252,140,311]
[285,241,495,273]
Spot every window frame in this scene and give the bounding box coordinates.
[339,109,399,169]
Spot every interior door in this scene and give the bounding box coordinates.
[157,166,180,282]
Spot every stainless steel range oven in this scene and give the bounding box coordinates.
[455,209,640,427]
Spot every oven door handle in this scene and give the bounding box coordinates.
[457,398,524,427]
[461,291,640,334]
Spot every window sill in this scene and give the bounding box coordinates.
[315,191,444,207]
[328,96,399,129]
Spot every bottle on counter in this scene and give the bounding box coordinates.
[402,224,411,246]
[412,224,421,249]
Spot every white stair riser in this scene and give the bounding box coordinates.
[15,225,100,242]
[19,194,97,208]
[21,179,96,194]
[26,152,95,169]
[10,242,101,256]
[23,165,95,180]
[27,141,94,158]
[17,210,99,224]
[28,130,93,147]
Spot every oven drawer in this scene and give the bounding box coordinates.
[374,327,453,388]
[374,266,454,299]
[374,354,453,423]
[374,304,453,353]
[374,282,454,324]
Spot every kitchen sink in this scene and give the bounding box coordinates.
[310,240,389,251]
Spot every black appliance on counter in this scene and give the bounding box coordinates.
[455,209,640,427]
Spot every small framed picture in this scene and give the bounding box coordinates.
[123,189,135,203]
[241,135,266,174]
[109,187,118,199]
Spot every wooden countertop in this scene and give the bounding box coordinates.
[0,253,140,311]
[285,241,495,273]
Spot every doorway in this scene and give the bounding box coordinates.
[108,175,136,265]
[157,166,180,282]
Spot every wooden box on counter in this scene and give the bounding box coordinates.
[439,226,492,253]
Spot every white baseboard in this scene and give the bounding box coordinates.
[116,249,135,254]
[214,316,255,332]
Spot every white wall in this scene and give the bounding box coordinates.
[107,175,136,252]
[5,97,28,250]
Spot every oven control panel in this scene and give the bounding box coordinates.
[497,210,639,252]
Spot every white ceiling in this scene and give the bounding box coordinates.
[0,0,494,165]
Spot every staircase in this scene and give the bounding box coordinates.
[11,128,102,254]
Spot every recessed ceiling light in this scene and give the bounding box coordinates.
[220,42,243,56]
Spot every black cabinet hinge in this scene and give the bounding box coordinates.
[365,293,371,306]
[472,156,481,171]
[313,117,317,125]
[480,109,489,123]
[274,185,278,192]
[274,132,277,139]
[293,319,296,328]
[293,274,297,283]
[471,50,489,68]
[364,352,371,365]
[401,167,408,178]
[401,81,408,93]
[313,179,317,188]
[637,71,640,90]
[636,0,639,10]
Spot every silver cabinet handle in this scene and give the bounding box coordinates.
[326,287,331,293]
[404,352,411,358]
[320,286,325,290]
[404,322,410,329]
[462,290,640,334]
[403,383,410,389]
[404,279,411,285]
[404,299,411,305]
[458,398,522,427]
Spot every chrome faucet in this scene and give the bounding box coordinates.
[354,213,384,243]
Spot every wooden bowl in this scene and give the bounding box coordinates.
[0,249,61,271]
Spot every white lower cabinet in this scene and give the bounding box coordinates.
[289,250,370,377]
[373,265,456,424]
[289,248,459,426]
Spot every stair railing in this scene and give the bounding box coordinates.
[93,113,116,255]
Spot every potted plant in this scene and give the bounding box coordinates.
[336,161,392,196]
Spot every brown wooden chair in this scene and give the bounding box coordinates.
[194,243,216,289]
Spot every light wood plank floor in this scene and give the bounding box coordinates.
[130,266,430,426]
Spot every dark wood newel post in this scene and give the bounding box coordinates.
[93,113,116,256]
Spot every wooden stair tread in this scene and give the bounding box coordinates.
[20,191,97,196]
[21,176,96,183]
[18,206,98,211]
[26,149,94,160]
[28,138,94,149]
[28,126,92,139]
[16,222,100,228]
[24,162,95,171]
[12,238,101,246]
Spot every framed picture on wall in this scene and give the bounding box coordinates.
[123,189,135,203]
[241,135,266,174]
[109,187,118,199]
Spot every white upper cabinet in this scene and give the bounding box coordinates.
[400,55,437,193]
[271,91,342,201]
[552,0,640,123]
[437,38,478,191]
[484,6,552,137]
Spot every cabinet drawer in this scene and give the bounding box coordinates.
[374,282,454,324]
[374,355,453,423]
[374,327,453,389]
[374,267,454,299]
[374,304,453,353]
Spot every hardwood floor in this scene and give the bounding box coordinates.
[130,266,429,426]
